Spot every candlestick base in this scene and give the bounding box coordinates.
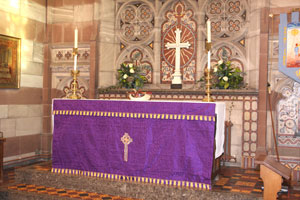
[202,67,214,102]
[202,96,214,102]
[68,70,81,100]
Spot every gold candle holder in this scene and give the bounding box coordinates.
[72,47,78,56]
[202,67,214,102]
[203,41,214,102]
[69,70,80,99]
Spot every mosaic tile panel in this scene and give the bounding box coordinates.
[51,47,90,63]
[117,1,154,84]
[206,0,247,40]
[241,96,258,169]
[161,1,197,84]
[119,2,154,42]
[277,82,300,148]
[210,46,244,72]
[280,157,300,182]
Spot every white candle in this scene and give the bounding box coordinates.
[207,51,211,70]
[74,27,78,48]
[207,19,211,43]
[207,19,211,70]
[74,54,77,71]
[74,27,78,71]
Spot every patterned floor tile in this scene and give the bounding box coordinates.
[7,183,141,200]
[2,162,300,199]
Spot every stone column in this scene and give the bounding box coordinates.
[98,0,116,88]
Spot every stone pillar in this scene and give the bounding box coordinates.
[98,0,116,88]
[257,7,270,156]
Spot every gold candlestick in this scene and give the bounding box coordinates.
[69,70,80,99]
[72,47,78,56]
[202,67,214,102]
[203,41,214,102]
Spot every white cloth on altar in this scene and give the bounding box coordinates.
[214,102,226,158]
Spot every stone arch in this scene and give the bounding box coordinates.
[160,0,198,84]
[116,46,154,83]
[56,76,89,98]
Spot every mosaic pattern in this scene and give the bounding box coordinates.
[123,49,153,83]
[7,184,141,200]
[210,46,244,72]
[161,1,197,83]
[51,47,90,63]
[280,157,300,182]
[277,82,300,147]
[213,167,263,196]
[4,162,300,200]
[242,96,258,161]
[206,0,247,39]
[119,3,154,42]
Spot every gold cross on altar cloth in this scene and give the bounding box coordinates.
[121,133,133,162]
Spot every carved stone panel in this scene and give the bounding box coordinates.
[161,1,197,84]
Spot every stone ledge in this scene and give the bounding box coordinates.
[98,88,258,97]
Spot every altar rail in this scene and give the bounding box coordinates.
[98,88,259,169]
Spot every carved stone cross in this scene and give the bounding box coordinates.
[165,28,191,85]
[121,133,133,162]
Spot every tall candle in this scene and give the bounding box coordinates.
[74,54,77,71]
[74,27,78,71]
[74,27,78,48]
[207,51,211,70]
[207,19,211,43]
[207,19,211,70]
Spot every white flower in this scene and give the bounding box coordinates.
[213,67,218,72]
[223,76,228,82]
[130,68,135,73]
[123,74,128,79]
[218,60,223,65]
[128,63,133,68]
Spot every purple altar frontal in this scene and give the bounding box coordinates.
[52,99,216,189]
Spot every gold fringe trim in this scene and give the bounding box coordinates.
[51,168,211,190]
[53,110,215,122]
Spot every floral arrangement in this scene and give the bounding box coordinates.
[199,60,245,89]
[117,63,146,90]
[211,60,245,89]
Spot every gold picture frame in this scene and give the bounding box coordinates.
[0,34,21,88]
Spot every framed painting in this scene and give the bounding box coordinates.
[0,34,21,88]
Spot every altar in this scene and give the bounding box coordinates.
[51,99,225,190]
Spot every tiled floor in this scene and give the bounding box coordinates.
[7,183,141,200]
[1,162,300,200]
[213,167,300,200]
[213,167,263,196]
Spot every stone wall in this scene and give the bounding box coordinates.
[0,0,46,166]
[266,0,300,182]
[48,0,100,99]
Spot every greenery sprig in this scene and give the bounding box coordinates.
[199,60,245,89]
[117,63,146,90]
